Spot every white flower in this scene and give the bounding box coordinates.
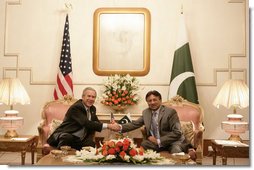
[133,155,145,162]
[123,155,130,162]
[121,86,126,91]
[106,155,116,160]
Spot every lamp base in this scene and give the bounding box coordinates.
[4,130,19,138]
[228,134,242,142]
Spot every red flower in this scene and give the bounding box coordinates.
[119,151,126,159]
[116,141,123,147]
[102,150,108,156]
[108,148,116,155]
[122,144,129,151]
[129,148,137,157]
[108,141,115,148]
[139,146,144,155]
[102,145,108,150]
[115,147,120,152]
[123,138,130,145]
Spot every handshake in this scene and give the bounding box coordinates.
[107,119,121,132]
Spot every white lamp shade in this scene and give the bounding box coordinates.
[0,78,30,105]
[213,79,249,109]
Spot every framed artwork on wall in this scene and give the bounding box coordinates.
[93,8,151,76]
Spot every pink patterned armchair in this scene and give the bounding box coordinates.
[141,95,204,164]
[163,95,204,164]
[36,95,77,161]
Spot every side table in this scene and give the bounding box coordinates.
[211,139,249,165]
[0,135,38,165]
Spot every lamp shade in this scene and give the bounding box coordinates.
[0,78,30,106]
[0,78,30,137]
[213,79,249,110]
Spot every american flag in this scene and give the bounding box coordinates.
[53,14,73,100]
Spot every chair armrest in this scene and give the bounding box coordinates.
[140,126,147,139]
[195,144,203,165]
[37,122,49,148]
[193,130,203,149]
[37,121,44,147]
[193,130,203,165]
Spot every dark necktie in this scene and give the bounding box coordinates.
[151,111,159,139]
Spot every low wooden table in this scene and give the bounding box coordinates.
[211,139,249,165]
[0,135,38,165]
[36,150,196,166]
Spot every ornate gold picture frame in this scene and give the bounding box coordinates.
[93,8,151,76]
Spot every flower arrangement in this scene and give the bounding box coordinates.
[74,137,162,164]
[101,74,140,109]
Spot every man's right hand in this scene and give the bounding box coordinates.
[111,118,116,124]
[108,123,121,132]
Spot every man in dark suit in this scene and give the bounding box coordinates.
[47,87,115,150]
[111,90,194,155]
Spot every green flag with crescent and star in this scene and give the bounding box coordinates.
[169,13,199,104]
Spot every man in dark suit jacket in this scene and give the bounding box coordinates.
[47,87,114,150]
[111,90,193,154]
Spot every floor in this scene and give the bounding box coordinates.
[0,152,250,166]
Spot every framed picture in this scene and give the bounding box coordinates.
[93,8,151,76]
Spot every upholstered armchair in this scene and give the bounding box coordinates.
[141,95,204,164]
[36,95,77,161]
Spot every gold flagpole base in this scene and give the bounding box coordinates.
[228,135,242,142]
[4,130,19,138]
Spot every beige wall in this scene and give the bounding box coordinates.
[0,0,249,140]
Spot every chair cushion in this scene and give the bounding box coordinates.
[48,119,63,136]
[180,121,194,146]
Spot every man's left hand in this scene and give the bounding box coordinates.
[148,136,158,145]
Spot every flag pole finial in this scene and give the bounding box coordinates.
[65,3,73,13]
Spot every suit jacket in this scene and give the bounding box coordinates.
[121,105,185,148]
[47,99,103,146]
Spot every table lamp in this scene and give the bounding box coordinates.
[0,78,30,137]
[213,79,249,142]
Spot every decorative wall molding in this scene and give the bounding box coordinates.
[3,0,21,78]
[198,0,247,86]
[198,54,247,86]
[228,0,245,3]
[2,0,248,87]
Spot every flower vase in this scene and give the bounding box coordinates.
[111,105,127,114]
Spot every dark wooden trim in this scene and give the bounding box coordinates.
[203,139,249,156]
[203,139,212,156]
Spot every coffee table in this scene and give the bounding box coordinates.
[36,150,196,166]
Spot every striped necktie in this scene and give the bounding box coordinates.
[151,111,159,139]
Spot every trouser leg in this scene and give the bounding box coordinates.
[57,133,83,150]
[169,144,183,153]
[141,139,160,152]
[82,137,96,148]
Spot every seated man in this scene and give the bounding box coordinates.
[47,87,116,150]
[110,90,196,160]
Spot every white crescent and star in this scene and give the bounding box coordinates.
[120,119,128,124]
[169,71,195,98]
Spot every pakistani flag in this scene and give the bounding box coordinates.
[169,13,199,104]
[118,113,132,124]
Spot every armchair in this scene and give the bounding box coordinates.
[141,95,204,164]
[36,95,77,161]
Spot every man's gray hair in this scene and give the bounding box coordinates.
[82,87,97,97]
